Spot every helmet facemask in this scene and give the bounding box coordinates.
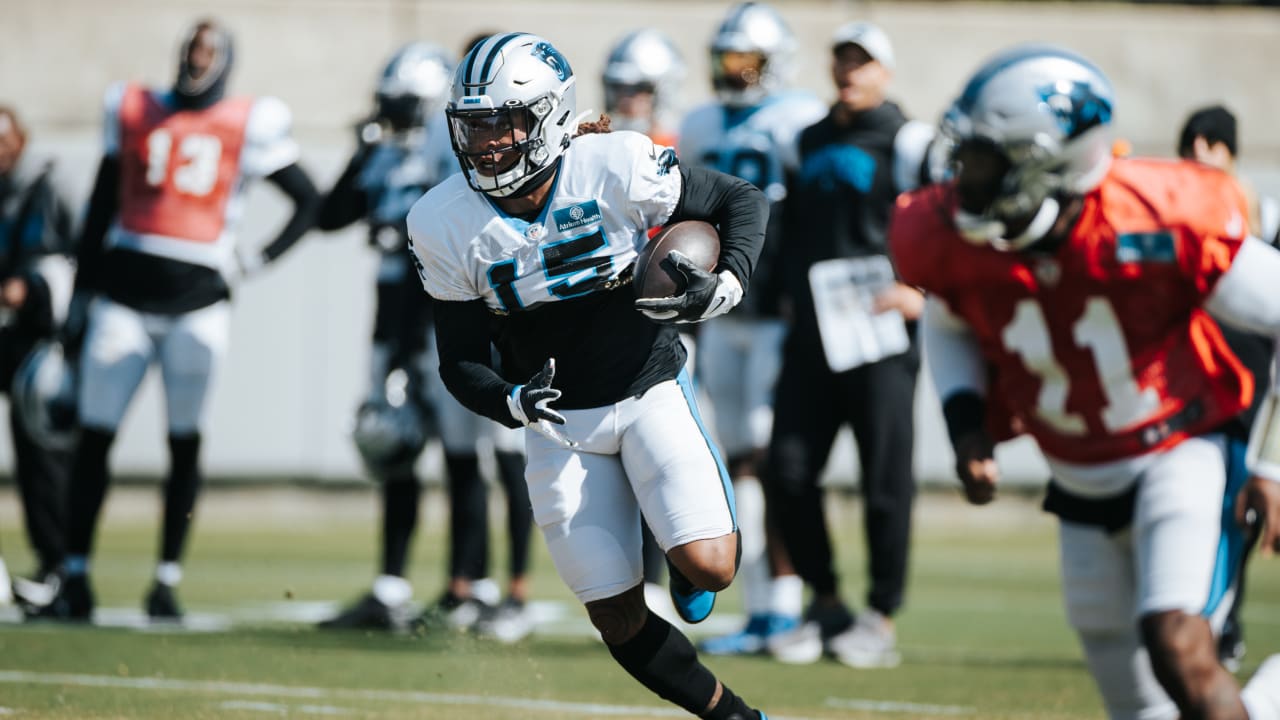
[448,94,566,197]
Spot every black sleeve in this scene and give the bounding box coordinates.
[316,151,369,232]
[667,164,768,290]
[433,298,522,428]
[74,155,121,294]
[942,390,988,449]
[259,162,321,262]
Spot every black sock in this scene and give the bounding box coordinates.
[494,451,532,577]
[161,433,202,563]
[381,476,420,577]
[444,453,488,579]
[67,428,116,557]
[607,610,757,717]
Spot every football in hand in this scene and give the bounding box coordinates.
[633,221,721,299]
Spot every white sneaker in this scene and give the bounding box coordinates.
[475,598,535,644]
[827,608,901,669]
[767,620,824,665]
[0,558,11,606]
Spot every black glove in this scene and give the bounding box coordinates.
[634,251,743,324]
[506,358,565,427]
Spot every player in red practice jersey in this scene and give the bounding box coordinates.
[41,19,319,623]
[891,45,1280,720]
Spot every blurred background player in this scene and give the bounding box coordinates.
[41,18,320,622]
[313,42,456,632]
[602,29,684,146]
[764,21,932,668]
[315,41,535,643]
[0,105,77,611]
[1178,105,1279,249]
[678,1,826,656]
[1176,103,1280,671]
[601,26,687,624]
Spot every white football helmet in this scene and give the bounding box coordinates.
[709,2,797,108]
[11,340,77,451]
[374,42,454,134]
[446,32,578,197]
[938,45,1116,250]
[602,29,685,134]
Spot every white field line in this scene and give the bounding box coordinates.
[825,697,974,715]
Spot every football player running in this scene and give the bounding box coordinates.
[42,19,320,622]
[890,45,1280,720]
[677,1,826,657]
[410,32,771,720]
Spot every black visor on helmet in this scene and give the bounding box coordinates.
[377,94,424,131]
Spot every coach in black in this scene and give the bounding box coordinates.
[764,22,932,668]
[0,106,76,605]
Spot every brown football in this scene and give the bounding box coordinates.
[633,221,721,300]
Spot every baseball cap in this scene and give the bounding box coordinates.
[831,21,895,70]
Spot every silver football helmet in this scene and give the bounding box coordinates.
[11,340,77,452]
[938,45,1115,250]
[352,369,429,477]
[602,29,686,135]
[446,32,578,197]
[373,42,454,135]
[709,2,797,108]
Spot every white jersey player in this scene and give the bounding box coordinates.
[44,19,319,623]
[679,1,826,657]
[410,32,776,720]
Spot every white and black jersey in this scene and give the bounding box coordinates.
[409,130,765,424]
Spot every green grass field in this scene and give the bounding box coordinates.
[1,485,1276,719]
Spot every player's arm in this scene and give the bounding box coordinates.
[667,164,767,290]
[923,296,999,504]
[315,150,370,232]
[73,155,119,298]
[635,165,767,323]
[1204,235,1280,552]
[432,298,520,427]
[255,163,320,265]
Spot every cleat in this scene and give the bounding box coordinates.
[701,613,801,656]
[667,560,714,624]
[145,583,184,621]
[827,608,901,669]
[768,601,853,665]
[26,574,93,622]
[416,591,492,632]
[318,592,410,632]
[474,597,535,644]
